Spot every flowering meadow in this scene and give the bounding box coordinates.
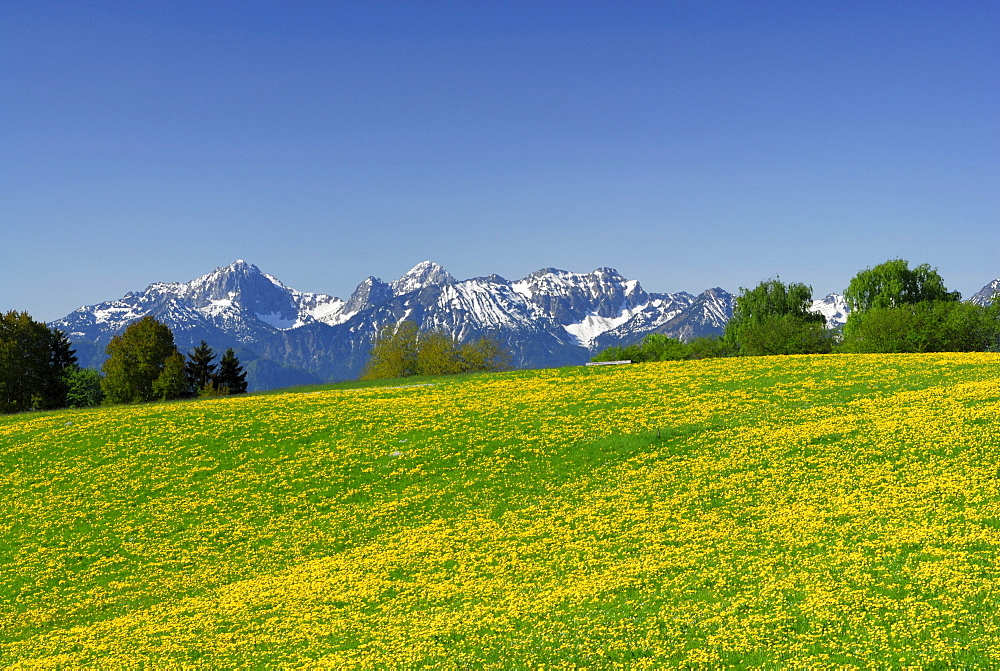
[3,353,1000,666]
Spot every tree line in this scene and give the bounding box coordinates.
[101,316,247,403]
[593,258,1000,363]
[0,313,247,414]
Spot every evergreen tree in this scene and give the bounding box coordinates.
[215,348,248,394]
[38,329,78,409]
[185,340,217,395]
[101,316,179,403]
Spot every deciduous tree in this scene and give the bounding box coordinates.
[0,311,62,413]
[101,316,179,403]
[724,279,831,356]
[362,322,512,380]
[843,259,959,313]
[153,352,190,401]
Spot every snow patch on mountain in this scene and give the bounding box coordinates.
[809,294,849,328]
[564,308,643,347]
[970,279,1000,307]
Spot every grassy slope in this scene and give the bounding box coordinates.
[2,353,1000,666]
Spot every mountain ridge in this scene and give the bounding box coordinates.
[50,260,998,391]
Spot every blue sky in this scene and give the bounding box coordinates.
[3,1,997,321]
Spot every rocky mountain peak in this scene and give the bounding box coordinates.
[390,261,455,296]
[184,260,292,315]
[345,276,394,314]
[970,279,1000,307]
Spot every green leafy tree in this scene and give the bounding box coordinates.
[152,352,190,401]
[416,331,464,376]
[725,278,830,356]
[0,311,62,413]
[638,333,689,361]
[840,259,986,353]
[843,259,960,313]
[65,368,104,408]
[361,321,420,380]
[838,301,1000,353]
[735,313,835,356]
[101,316,179,403]
[215,348,248,394]
[362,322,512,380]
[457,335,513,373]
[185,340,217,395]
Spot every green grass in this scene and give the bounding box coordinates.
[2,353,1000,666]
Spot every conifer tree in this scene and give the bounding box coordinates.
[185,340,217,394]
[38,329,78,409]
[65,368,104,408]
[215,348,248,394]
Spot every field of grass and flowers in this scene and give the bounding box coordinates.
[3,353,1000,666]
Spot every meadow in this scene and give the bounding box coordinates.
[2,353,1000,667]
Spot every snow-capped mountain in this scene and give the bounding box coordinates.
[810,293,850,328]
[970,279,1000,307]
[390,260,455,295]
[52,260,739,390]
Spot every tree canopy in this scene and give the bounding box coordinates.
[838,259,995,353]
[843,259,960,313]
[215,348,248,395]
[0,311,77,413]
[724,279,832,356]
[361,321,512,381]
[101,316,180,404]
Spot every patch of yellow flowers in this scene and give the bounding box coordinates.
[2,353,1000,666]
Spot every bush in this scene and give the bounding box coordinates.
[685,336,736,360]
[590,333,725,364]
[65,368,104,408]
[361,322,512,380]
[838,301,1000,353]
[734,314,835,356]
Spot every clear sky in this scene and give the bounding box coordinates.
[3,1,997,322]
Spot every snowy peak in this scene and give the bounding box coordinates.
[810,293,849,328]
[512,267,649,325]
[184,260,287,306]
[390,261,455,295]
[970,279,1000,307]
[345,276,394,315]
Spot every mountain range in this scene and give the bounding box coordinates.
[49,261,997,391]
